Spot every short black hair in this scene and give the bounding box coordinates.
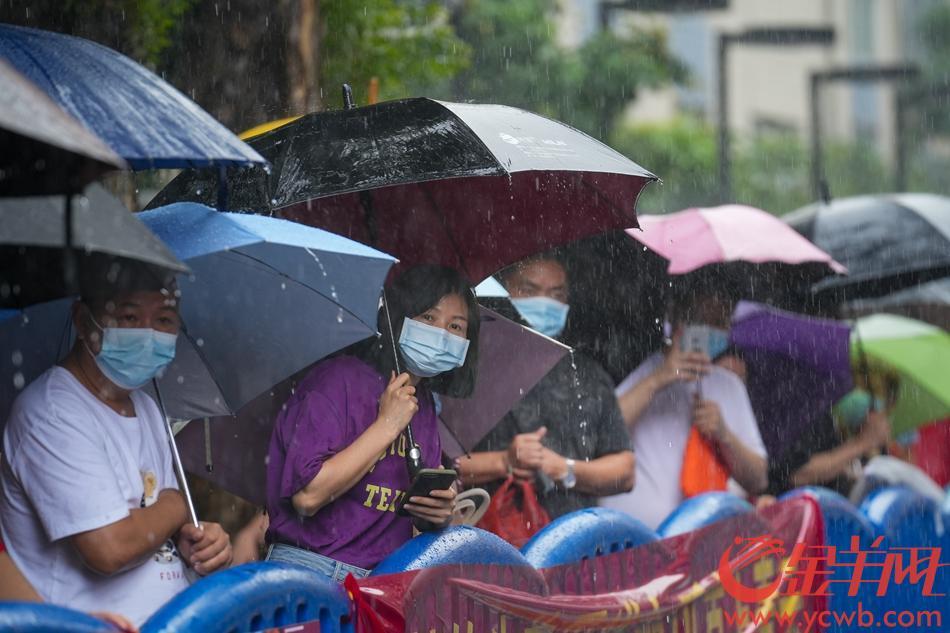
[668,268,740,326]
[495,251,568,288]
[78,254,179,314]
[359,265,480,398]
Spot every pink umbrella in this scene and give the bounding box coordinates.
[627,205,846,275]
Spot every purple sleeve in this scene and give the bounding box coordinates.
[275,388,349,500]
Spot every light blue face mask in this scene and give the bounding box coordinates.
[707,326,730,360]
[398,317,470,378]
[510,296,570,338]
[86,316,178,390]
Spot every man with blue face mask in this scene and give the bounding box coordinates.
[458,255,635,522]
[0,257,232,626]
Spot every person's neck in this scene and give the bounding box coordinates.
[61,346,136,416]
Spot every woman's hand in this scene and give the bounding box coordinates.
[377,372,419,436]
[404,486,456,528]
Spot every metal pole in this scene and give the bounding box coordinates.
[717,34,731,202]
[152,378,200,528]
[894,90,910,191]
[810,74,824,200]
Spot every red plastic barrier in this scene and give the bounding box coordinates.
[353,498,826,632]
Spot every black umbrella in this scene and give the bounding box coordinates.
[0,185,188,308]
[149,97,656,283]
[0,58,125,196]
[785,194,950,303]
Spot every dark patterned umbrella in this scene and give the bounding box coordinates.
[785,194,950,301]
[148,98,656,283]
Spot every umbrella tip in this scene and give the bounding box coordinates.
[342,83,355,110]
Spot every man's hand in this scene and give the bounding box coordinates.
[655,335,710,388]
[693,398,726,442]
[507,427,547,472]
[176,521,232,576]
[538,447,569,481]
[404,487,456,528]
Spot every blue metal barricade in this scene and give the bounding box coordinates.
[370,526,532,576]
[520,507,657,568]
[859,485,945,632]
[141,562,351,633]
[656,491,753,538]
[0,602,114,633]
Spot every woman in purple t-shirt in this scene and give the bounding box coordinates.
[264,265,481,582]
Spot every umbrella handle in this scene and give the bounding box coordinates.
[152,379,201,529]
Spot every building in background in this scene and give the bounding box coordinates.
[561,0,941,166]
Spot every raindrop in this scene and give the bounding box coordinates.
[11,350,23,366]
[177,375,185,384]
[281,282,287,290]
[13,372,25,390]
[196,338,205,347]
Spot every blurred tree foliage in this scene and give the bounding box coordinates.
[436,0,685,140]
[161,0,469,131]
[916,1,950,135]
[0,0,192,65]
[1,0,469,131]
[321,0,470,106]
[613,117,894,215]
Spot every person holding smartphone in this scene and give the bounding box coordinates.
[264,265,479,582]
[602,285,767,530]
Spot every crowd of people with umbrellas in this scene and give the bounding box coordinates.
[1,23,949,630]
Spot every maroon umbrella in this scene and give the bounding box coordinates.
[149,98,656,282]
[176,307,570,504]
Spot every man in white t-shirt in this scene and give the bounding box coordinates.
[601,289,768,530]
[0,259,232,625]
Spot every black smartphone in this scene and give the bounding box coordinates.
[395,468,457,516]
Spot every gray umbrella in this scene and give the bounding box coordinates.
[0,184,188,308]
[0,58,125,196]
[785,193,950,302]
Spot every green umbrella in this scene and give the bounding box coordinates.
[852,314,950,435]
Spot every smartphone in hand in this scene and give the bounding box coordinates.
[395,468,457,516]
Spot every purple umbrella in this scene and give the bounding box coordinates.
[438,306,571,458]
[730,301,853,459]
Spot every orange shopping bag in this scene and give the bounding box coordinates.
[680,426,729,498]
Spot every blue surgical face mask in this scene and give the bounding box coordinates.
[398,317,470,378]
[85,315,178,390]
[707,326,730,360]
[510,296,570,338]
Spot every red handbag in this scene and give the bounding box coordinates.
[477,476,551,548]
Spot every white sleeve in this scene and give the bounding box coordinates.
[137,394,179,493]
[717,372,768,459]
[10,399,130,542]
[615,354,661,397]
